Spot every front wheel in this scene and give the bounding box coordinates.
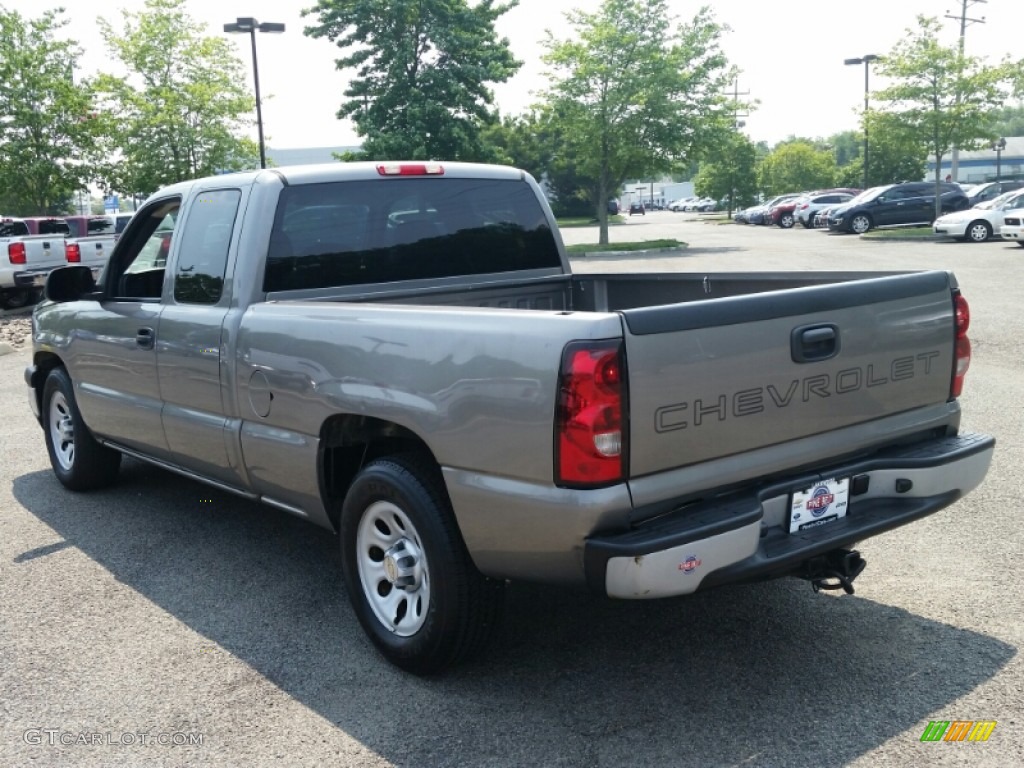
[42,367,121,490]
[340,454,505,675]
[778,213,795,229]
[850,214,872,234]
[966,220,992,243]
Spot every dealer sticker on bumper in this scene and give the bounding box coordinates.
[789,477,850,533]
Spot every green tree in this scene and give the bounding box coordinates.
[303,0,520,162]
[873,15,1024,216]
[825,131,861,169]
[693,132,758,212]
[0,8,100,215]
[480,110,592,216]
[757,142,836,196]
[93,0,258,196]
[482,111,553,182]
[540,1,735,243]
[990,104,1024,138]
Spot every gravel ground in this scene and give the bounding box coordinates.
[0,314,31,351]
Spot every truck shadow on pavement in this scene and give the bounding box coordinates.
[13,460,1015,767]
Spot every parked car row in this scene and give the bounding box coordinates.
[934,188,1024,242]
[668,197,719,212]
[734,180,1024,245]
[736,182,980,237]
[0,212,133,309]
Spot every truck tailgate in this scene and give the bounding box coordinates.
[621,271,956,478]
[21,236,66,270]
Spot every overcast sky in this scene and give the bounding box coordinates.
[7,0,1022,150]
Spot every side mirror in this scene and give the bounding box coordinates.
[45,265,100,303]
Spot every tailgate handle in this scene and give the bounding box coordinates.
[792,324,839,363]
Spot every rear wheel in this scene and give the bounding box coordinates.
[965,220,992,243]
[0,288,33,310]
[850,214,872,234]
[340,454,505,675]
[42,367,121,490]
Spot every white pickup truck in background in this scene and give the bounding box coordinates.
[63,214,132,279]
[0,216,68,309]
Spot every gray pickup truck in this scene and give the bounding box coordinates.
[26,162,994,674]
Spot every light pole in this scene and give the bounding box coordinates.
[991,137,1006,182]
[223,17,285,170]
[844,54,880,190]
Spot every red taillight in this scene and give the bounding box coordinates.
[951,292,971,398]
[954,293,970,337]
[376,162,444,176]
[8,241,26,264]
[555,340,627,487]
[65,242,81,263]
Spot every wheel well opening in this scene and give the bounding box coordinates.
[30,353,64,413]
[319,415,438,527]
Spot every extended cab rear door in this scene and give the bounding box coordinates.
[620,272,955,481]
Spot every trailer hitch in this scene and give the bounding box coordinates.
[798,549,867,595]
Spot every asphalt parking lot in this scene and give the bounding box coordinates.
[2,216,1022,767]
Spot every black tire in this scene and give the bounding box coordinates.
[965,220,992,243]
[41,367,121,491]
[339,454,505,675]
[0,288,33,310]
[778,213,795,229]
[1017,241,1024,248]
[850,213,872,234]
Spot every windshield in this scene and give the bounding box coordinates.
[978,190,1023,210]
[854,186,890,204]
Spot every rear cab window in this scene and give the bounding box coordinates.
[37,219,71,236]
[263,178,560,293]
[0,219,30,237]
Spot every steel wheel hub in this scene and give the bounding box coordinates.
[356,500,431,637]
[48,391,75,471]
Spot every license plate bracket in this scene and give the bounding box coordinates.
[789,476,850,533]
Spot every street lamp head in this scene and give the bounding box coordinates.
[224,18,285,34]
[844,58,863,66]
[992,137,1007,150]
[845,54,880,66]
[862,54,880,63]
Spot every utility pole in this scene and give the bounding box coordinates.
[724,79,749,217]
[945,0,986,182]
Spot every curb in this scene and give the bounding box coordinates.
[572,246,688,258]
[859,234,947,242]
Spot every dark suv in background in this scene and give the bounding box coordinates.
[968,180,1024,206]
[828,181,969,234]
